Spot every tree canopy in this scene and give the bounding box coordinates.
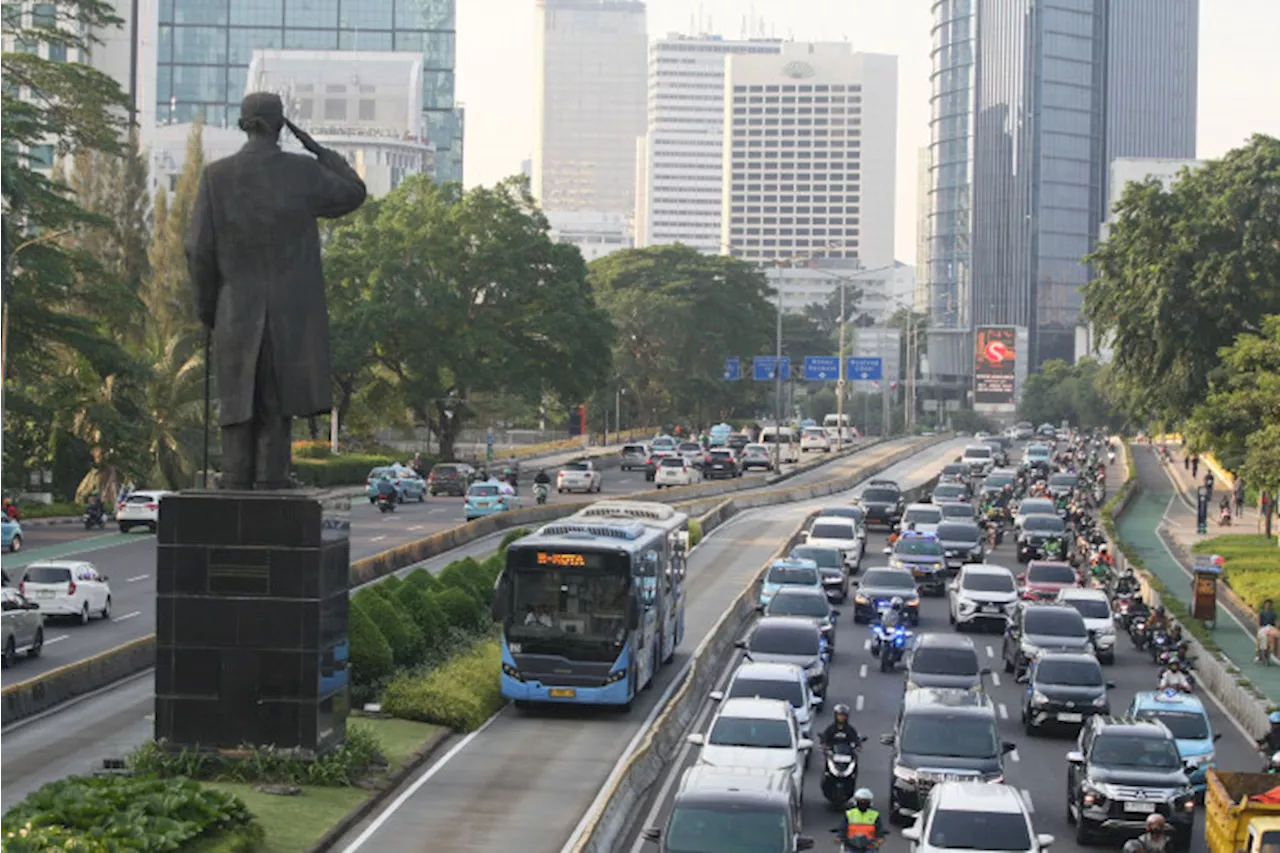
[1017,358,1125,431]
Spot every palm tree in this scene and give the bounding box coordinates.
[142,328,207,489]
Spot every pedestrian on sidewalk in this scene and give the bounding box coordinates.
[1191,455,1200,478]
[1184,453,1190,471]
[1234,476,1246,518]
[1259,600,1278,663]
[1204,470,1215,500]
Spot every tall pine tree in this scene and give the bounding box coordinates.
[143,118,203,341]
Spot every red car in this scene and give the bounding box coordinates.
[1017,560,1080,601]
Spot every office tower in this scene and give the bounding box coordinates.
[720,42,898,270]
[924,0,1198,373]
[533,0,646,220]
[155,0,463,183]
[634,34,782,253]
[914,145,932,312]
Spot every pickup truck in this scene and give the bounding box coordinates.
[1205,770,1280,853]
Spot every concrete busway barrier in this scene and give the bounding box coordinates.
[566,439,947,853]
[0,437,903,726]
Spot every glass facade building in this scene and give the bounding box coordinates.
[156,0,463,182]
[925,0,1197,371]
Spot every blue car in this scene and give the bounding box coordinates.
[1,516,21,553]
[365,465,428,503]
[464,480,522,521]
[1127,689,1220,793]
[758,558,822,608]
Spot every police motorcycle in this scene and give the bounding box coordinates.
[869,598,912,673]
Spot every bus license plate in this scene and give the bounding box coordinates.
[1124,801,1155,814]
[548,688,576,698]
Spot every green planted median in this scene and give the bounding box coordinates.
[1193,534,1280,611]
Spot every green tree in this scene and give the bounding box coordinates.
[322,174,612,457]
[1186,315,1280,474]
[348,597,394,687]
[1082,135,1280,423]
[589,245,777,425]
[1017,358,1124,431]
[144,119,203,341]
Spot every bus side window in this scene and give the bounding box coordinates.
[640,551,659,608]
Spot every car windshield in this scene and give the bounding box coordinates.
[370,468,393,479]
[768,593,829,618]
[1091,735,1183,768]
[765,566,819,586]
[791,547,842,569]
[964,573,1015,593]
[904,507,943,525]
[821,507,862,520]
[745,444,767,454]
[679,443,702,452]
[1020,501,1055,515]
[665,805,789,853]
[1134,710,1211,740]
[729,677,804,708]
[708,715,793,749]
[937,523,980,543]
[934,485,966,497]
[900,715,999,758]
[750,624,820,656]
[469,485,501,497]
[965,448,992,458]
[862,570,915,590]
[24,566,72,584]
[943,466,967,476]
[661,458,686,468]
[1049,474,1078,486]
[1027,563,1076,584]
[911,647,979,676]
[1063,597,1111,619]
[804,428,825,438]
[1024,609,1086,637]
[987,474,1015,487]
[1025,516,1066,533]
[940,504,976,520]
[810,522,854,540]
[432,465,459,475]
[710,450,733,459]
[896,538,942,556]
[565,462,589,471]
[863,488,899,503]
[927,810,1032,852]
[1037,659,1103,686]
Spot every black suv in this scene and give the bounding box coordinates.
[1021,651,1113,734]
[859,482,904,529]
[904,633,989,692]
[1066,717,1196,849]
[880,688,1015,823]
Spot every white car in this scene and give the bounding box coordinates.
[20,560,112,624]
[949,563,1019,630]
[1056,587,1117,664]
[117,489,173,533]
[962,444,995,476]
[803,517,862,571]
[655,456,702,488]
[800,426,831,453]
[687,696,813,796]
[899,503,944,537]
[556,461,603,493]
[902,781,1052,853]
[711,661,820,740]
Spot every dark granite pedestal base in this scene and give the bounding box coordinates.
[155,490,350,753]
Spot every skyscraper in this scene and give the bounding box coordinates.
[154,0,463,183]
[634,34,782,253]
[721,42,898,270]
[924,0,1198,373]
[533,0,647,219]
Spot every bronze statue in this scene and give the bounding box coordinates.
[186,92,367,490]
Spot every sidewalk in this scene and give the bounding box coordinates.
[1119,443,1280,703]
[1158,441,1263,532]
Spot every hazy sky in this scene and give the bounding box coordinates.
[456,0,1280,261]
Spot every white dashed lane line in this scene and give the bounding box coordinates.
[127,574,149,582]
[112,611,141,623]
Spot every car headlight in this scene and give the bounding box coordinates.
[932,561,943,570]
[893,765,919,783]
[605,668,628,684]
[1094,632,1115,648]
[1091,695,1109,708]
[1031,690,1049,706]
[889,557,904,568]
[1186,751,1215,767]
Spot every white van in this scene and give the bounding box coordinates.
[822,413,858,444]
[759,427,800,465]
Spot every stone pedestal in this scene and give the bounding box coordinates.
[154,491,349,752]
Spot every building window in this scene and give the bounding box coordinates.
[324,98,347,120]
[358,99,376,120]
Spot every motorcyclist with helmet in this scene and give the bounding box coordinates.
[1136,813,1174,853]
[1159,658,1193,693]
[838,788,888,849]
[821,704,862,750]
[878,597,905,630]
[1257,712,1280,755]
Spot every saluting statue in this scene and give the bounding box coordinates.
[186,92,367,490]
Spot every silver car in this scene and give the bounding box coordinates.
[2,586,45,667]
[620,443,650,471]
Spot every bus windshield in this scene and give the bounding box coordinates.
[506,564,632,654]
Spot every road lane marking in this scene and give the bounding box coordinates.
[408,525,424,531]
[1010,749,1021,762]
[990,672,1001,687]
[369,535,387,542]
[986,645,995,658]
[863,638,871,651]
[859,664,868,679]
[998,702,1009,720]
[855,695,865,712]
[127,574,149,582]
[112,611,141,623]
[1020,789,1034,812]
[44,635,69,645]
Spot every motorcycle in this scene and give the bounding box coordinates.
[1262,750,1280,774]
[533,482,550,505]
[871,620,912,673]
[1130,617,1151,650]
[821,736,867,808]
[830,831,882,851]
[377,492,397,513]
[83,505,106,530]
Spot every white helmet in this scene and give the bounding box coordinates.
[891,596,905,611]
[854,787,874,803]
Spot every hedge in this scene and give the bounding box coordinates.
[348,598,393,687]
[430,586,487,633]
[405,567,438,592]
[381,640,503,732]
[352,588,424,668]
[292,453,403,488]
[688,518,703,548]
[395,582,446,650]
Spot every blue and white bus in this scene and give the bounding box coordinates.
[492,500,689,709]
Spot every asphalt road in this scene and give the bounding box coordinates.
[322,437,968,853]
[0,437,910,809]
[618,446,1258,853]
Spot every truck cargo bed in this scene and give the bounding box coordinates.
[1205,771,1280,853]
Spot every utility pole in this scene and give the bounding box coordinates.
[774,271,783,470]
[835,277,847,450]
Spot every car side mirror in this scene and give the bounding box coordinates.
[801,531,811,541]
[901,827,921,843]
[831,609,842,618]
[797,738,814,751]
[709,691,724,702]
[734,639,748,650]
[686,733,706,746]
[99,575,109,582]
[1066,750,1084,764]
[879,733,895,746]
[1037,834,1055,849]
[1214,732,1223,742]
[754,604,765,613]
[641,828,661,843]
[490,574,511,623]
[1002,741,1017,754]
[1106,682,1117,689]
[981,667,992,676]
[810,696,823,707]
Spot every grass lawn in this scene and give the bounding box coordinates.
[1194,534,1280,610]
[199,717,446,853]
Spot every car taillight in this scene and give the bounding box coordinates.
[395,480,401,486]
[19,581,25,596]
[68,581,77,596]
[428,474,435,482]
[146,503,158,510]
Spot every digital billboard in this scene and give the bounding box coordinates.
[974,326,1017,408]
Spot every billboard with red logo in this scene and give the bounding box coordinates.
[975,326,1017,408]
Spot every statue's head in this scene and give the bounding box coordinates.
[238,92,285,140]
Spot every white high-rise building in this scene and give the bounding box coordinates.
[634,34,782,252]
[533,0,647,221]
[720,43,898,269]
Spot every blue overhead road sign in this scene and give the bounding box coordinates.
[846,356,883,381]
[723,356,741,381]
[804,356,840,381]
[753,356,791,381]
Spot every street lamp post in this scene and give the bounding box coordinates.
[774,276,783,471]
[836,281,847,450]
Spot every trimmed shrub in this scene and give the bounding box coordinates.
[395,582,446,650]
[382,640,503,731]
[481,553,505,587]
[498,527,531,554]
[430,586,487,633]
[438,557,484,595]
[405,567,438,592]
[293,439,332,459]
[353,588,424,667]
[348,597,394,687]
[688,518,703,548]
[292,453,399,487]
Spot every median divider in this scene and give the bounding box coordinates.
[567,436,949,853]
[1,635,155,725]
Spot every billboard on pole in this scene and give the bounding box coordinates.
[974,325,1017,410]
